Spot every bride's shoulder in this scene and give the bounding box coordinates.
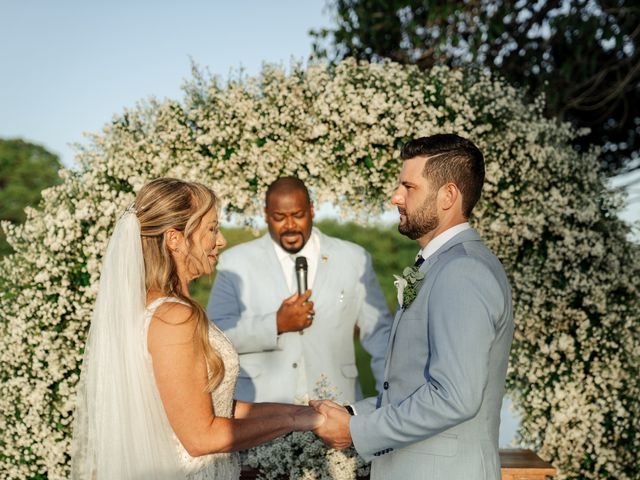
[152,300,193,323]
[147,301,197,348]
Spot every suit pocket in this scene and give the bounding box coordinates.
[404,433,458,457]
[239,363,262,378]
[340,364,358,378]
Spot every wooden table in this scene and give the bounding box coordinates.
[241,448,556,479]
[500,449,556,480]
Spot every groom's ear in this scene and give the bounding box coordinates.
[438,182,460,212]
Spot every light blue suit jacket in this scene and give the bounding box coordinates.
[207,228,393,403]
[350,228,514,480]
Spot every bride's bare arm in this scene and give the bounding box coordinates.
[232,400,310,419]
[148,302,323,457]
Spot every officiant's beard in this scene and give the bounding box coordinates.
[398,196,439,240]
[278,230,306,254]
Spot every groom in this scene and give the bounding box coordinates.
[311,134,514,480]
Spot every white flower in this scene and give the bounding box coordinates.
[393,275,407,307]
[246,375,369,479]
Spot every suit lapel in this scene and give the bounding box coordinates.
[311,228,331,294]
[383,228,483,377]
[385,251,438,345]
[383,307,404,379]
[259,234,291,300]
[383,257,437,380]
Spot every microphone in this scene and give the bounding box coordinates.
[295,256,308,295]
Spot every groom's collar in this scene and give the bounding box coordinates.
[419,226,481,271]
[418,222,471,262]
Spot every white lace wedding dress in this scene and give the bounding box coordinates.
[145,297,242,480]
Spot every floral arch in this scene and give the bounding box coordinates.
[1,60,639,480]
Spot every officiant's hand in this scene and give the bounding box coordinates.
[276,290,315,334]
[309,400,352,450]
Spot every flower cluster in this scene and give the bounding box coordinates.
[244,375,369,480]
[393,265,425,308]
[0,59,638,480]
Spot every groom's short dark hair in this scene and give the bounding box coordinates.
[401,134,485,218]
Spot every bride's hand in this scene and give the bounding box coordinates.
[292,405,325,431]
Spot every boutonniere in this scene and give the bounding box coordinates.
[393,266,425,309]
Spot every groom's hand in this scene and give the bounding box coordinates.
[276,290,315,334]
[309,400,353,450]
[291,405,326,431]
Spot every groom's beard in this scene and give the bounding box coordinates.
[398,195,438,240]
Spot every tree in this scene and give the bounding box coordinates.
[0,138,62,256]
[311,0,640,175]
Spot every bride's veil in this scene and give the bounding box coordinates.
[71,209,185,479]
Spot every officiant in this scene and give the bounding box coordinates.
[207,177,392,404]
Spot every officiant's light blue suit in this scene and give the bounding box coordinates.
[207,228,392,404]
[350,228,514,480]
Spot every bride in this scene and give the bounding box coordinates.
[71,178,324,479]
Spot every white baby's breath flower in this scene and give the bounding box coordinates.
[246,375,369,479]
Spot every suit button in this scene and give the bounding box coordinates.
[292,363,298,368]
[383,381,389,390]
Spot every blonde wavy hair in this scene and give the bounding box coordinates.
[135,177,224,392]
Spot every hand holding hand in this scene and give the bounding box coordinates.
[276,290,314,334]
[309,400,353,450]
[291,405,325,431]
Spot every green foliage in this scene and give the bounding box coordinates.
[312,0,640,174]
[0,139,62,256]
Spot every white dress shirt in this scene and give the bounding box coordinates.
[418,222,471,261]
[271,230,320,399]
[272,229,320,293]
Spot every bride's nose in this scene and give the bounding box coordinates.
[217,231,227,249]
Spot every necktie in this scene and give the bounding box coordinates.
[414,255,425,268]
